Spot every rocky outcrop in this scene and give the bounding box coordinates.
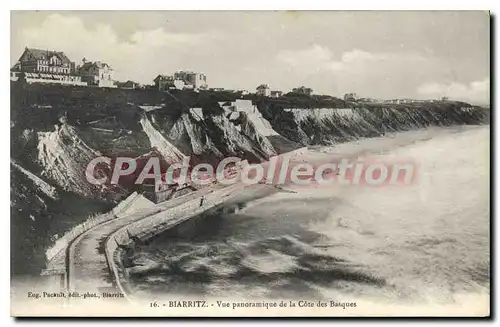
[140,116,187,163]
[9,83,489,276]
[37,122,109,197]
[257,103,489,146]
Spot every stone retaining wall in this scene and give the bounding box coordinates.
[104,147,308,301]
[105,182,247,301]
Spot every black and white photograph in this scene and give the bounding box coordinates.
[9,10,490,317]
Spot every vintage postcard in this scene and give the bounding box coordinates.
[10,10,490,317]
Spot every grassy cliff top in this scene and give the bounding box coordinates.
[11,82,476,121]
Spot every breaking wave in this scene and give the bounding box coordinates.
[125,126,490,304]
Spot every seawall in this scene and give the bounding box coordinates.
[106,182,247,302]
[42,192,152,277]
[105,146,308,301]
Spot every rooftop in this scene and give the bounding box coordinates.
[79,61,112,70]
[23,47,72,64]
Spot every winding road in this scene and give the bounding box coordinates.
[51,147,306,298]
[67,184,229,294]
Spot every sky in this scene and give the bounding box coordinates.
[11,11,490,104]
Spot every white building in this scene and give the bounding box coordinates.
[11,47,86,86]
[77,59,115,88]
[256,84,271,96]
[154,75,187,90]
[173,71,207,90]
[270,90,283,98]
[13,47,75,75]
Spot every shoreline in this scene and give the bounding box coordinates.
[33,125,489,303]
[119,125,490,302]
[107,148,308,302]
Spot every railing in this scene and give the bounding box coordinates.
[25,78,88,86]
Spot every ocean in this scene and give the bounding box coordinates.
[125,126,490,306]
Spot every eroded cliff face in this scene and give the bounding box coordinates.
[146,100,286,164]
[257,103,489,146]
[140,116,187,163]
[10,86,299,275]
[11,85,489,204]
[203,112,273,162]
[147,109,223,162]
[37,122,109,197]
[238,111,278,158]
[10,83,489,275]
[10,160,111,275]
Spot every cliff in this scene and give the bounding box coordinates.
[10,82,488,275]
[256,98,489,145]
